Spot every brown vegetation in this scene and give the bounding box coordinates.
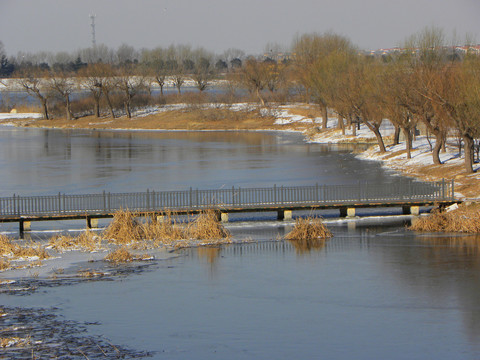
[48,228,102,252]
[0,235,49,260]
[410,203,480,233]
[285,217,332,241]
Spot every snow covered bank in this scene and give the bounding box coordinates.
[0,113,43,120]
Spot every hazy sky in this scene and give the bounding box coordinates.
[1,0,480,56]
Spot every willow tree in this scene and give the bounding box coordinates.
[432,58,480,173]
[293,32,357,129]
[382,62,418,158]
[403,26,450,165]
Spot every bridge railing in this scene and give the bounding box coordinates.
[0,180,454,217]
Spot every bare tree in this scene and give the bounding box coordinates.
[14,68,50,119]
[77,63,107,118]
[92,63,117,119]
[235,58,268,106]
[143,47,168,96]
[117,65,145,118]
[48,69,76,120]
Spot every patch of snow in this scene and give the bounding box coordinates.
[0,113,43,120]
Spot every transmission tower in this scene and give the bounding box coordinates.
[89,14,96,47]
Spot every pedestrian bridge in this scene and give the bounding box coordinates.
[0,180,457,234]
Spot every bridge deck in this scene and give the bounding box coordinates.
[0,180,456,232]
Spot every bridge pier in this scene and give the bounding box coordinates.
[19,220,31,235]
[86,217,99,229]
[277,210,292,221]
[402,205,420,216]
[220,212,229,223]
[340,207,356,218]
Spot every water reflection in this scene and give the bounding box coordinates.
[288,237,327,254]
[197,246,222,264]
[0,126,397,196]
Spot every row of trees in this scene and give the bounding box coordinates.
[291,28,480,174]
[0,42,246,77]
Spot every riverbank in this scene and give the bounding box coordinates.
[1,102,478,199]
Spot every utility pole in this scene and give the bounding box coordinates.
[90,14,96,47]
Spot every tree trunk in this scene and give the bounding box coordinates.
[125,100,132,119]
[65,95,73,120]
[94,98,100,118]
[463,134,474,174]
[41,99,49,120]
[402,127,412,159]
[322,106,328,129]
[256,88,265,107]
[393,126,400,146]
[364,121,386,153]
[103,90,115,119]
[432,130,443,165]
[337,115,345,135]
[352,116,357,137]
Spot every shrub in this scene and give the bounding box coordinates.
[285,217,332,241]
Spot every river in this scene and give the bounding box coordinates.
[0,126,479,359]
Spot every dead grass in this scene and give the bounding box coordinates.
[102,209,231,248]
[410,203,480,233]
[104,246,134,263]
[0,235,49,260]
[140,211,186,245]
[0,258,10,271]
[102,209,144,244]
[23,107,279,131]
[285,217,332,241]
[48,228,102,252]
[185,210,231,241]
[103,246,152,264]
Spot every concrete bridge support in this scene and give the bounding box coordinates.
[19,220,31,235]
[277,210,293,221]
[218,212,228,222]
[402,205,420,216]
[86,217,99,229]
[340,207,356,218]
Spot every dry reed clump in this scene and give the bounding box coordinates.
[185,210,231,242]
[0,258,11,271]
[285,217,332,241]
[104,247,134,263]
[0,235,49,260]
[104,246,153,264]
[78,269,105,278]
[103,209,231,248]
[410,203,480,233]
[48,229,102,252]
[102,209,144,244]
[140,211,186,244]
